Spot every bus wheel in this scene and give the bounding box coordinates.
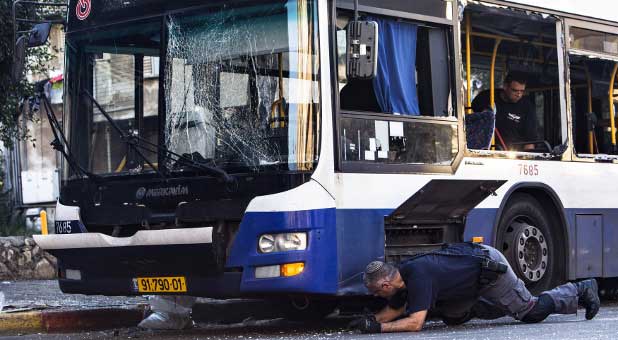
[497,193,563,294]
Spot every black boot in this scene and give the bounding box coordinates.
[576,279,600,320]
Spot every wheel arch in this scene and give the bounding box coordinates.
[492,182,570,281]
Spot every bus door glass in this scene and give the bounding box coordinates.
[164,0,321,173]
[462,4,562,155]
[65,20,161,176]
[566,21,618,159]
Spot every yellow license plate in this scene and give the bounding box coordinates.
[134,276,187,293]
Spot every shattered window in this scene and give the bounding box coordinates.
[568,26,618,156]
[569,55,618,156]
[165,0,321,172]
[462,5,561,153]
[65,18,161,176]
[570,27,618,57]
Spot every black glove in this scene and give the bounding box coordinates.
[348,315,381,333]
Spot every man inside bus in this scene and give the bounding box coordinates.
[348,242,600,333]
[471,72,538,151]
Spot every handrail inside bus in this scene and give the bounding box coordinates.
[584,65,596,154]
[489,39,502,110]
[610,63,618,152]
[469,31,555,49]
[490,38,502,149]
[465,13,472,114]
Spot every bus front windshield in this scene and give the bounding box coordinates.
[165,0,321,172]
[64,0,320,178]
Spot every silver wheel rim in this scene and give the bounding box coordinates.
[513,221,548,282]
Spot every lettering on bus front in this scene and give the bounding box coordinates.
[55,221,73,234]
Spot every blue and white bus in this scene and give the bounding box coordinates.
[24,0,618,315]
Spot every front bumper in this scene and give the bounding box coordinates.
[35,207,340,297]
[35,227,242,297]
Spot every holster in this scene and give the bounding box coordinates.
[479,257,508,286]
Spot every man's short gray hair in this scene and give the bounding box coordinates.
[363,261,398,287]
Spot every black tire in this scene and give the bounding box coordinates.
[496,193,564,294]
[442,311,474,326]
[283,297,338,321]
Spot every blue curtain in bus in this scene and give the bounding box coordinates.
[370,17,420,115]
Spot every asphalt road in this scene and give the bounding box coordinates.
[2,280,618,340]
[0,280,146,311]
[5,302,618,340]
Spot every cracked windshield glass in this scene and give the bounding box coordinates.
[165,0,320,173]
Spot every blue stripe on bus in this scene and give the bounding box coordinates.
[227,207,501,295]
[334,208,499,295]
[335,208,391,295]
[463,208,499,245]
[227,206,618,295]
[226,208,339,294]
[47,206,618,297]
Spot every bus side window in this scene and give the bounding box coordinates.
[569,56,618,156]
[336,11,458,168]
[337,13,453,118]
[463,5,561,153]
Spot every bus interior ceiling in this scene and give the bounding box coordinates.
[464,4,562,149]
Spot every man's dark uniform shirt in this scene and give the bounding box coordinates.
[472,89,538,148]
[387,244,483,314]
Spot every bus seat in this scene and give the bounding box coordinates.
[465,110,495,150]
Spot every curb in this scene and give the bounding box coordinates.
[0,306,147,334]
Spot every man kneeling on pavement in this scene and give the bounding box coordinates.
[349,242,600,333]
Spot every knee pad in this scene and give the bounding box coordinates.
[521,294,555,323]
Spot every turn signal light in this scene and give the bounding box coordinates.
[472,236,484,243]
[281,262,304,277]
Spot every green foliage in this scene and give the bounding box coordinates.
[0,155,29,236]
[0,0,64,235]
[0,0,64,148]
[0,224,30,237]
[0,2,31,148]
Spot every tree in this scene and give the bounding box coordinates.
[0,0,63,148]
[0,0,63,230]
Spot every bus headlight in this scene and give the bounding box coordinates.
[258,232,307,253]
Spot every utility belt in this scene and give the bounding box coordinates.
[402,242,508,287]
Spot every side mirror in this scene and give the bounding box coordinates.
[346,20,379,79]
[12,36,28,83]
[11,22,52,84]
[28,22,52,47]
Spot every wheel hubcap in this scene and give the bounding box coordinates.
[513,222,548,282]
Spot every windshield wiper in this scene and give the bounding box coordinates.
[137,135,235,183]
[81,90,165,179]
[40,91,99,182]
[81,90,235,183]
